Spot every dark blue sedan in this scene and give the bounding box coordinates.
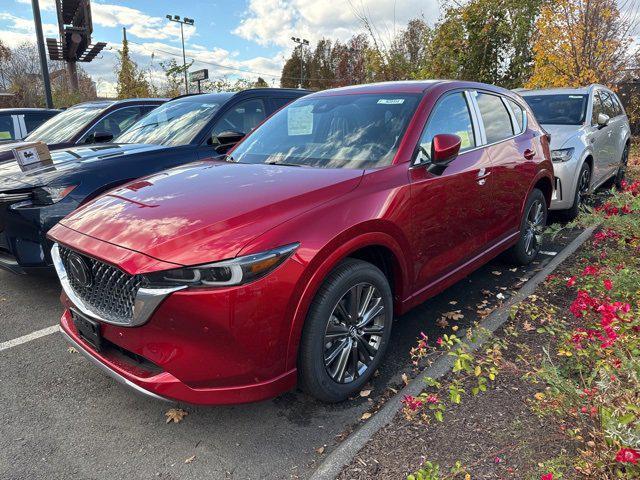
[0,88,309,274]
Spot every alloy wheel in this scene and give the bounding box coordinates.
[523,199,545,257]
[323,282,385,384]
[617,147,629,185]
[576,166,590,207]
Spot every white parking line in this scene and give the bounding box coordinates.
[540,250,558,256]
[0,325,60,352]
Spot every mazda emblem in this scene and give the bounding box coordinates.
[67,253,92,288]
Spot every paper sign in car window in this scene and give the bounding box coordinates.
[377,99,405,105]
[288,105,313,136]
[456,130,472,149]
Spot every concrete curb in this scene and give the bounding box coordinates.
[312,225,598,480]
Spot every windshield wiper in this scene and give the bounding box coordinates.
[265,161,304,167]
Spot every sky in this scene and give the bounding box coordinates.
[0,0,439,97]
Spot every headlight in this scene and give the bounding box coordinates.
[144,243,300,287]
[32,185,77,205]
[551,148,574,162]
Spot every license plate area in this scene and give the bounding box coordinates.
[72,310,102,352]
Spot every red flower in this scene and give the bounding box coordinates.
[436,337,443,346]
[401,395,423,411]
[615,447,640,464]
[541,474,553,480]
[582,265,599,276]
[566,276,577,287]
[603,279,613,291]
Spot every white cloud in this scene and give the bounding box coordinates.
[233,0,439,49]
[91,2,196,42]
[15,0,56,10]
[0,12,57,37]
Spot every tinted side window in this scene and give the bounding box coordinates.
[271,97,296,111]
[0,115,16,140]
[24,112,57,133]
[507,99,525,133]
[211,98,266,138]
[476,92,513,143]
[84,106,145,141]
[591,92,604,124]
[609,93,624,116]
[416,92,475,164]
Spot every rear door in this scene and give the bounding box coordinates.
[409,90,494,291]
[471,91,533,243]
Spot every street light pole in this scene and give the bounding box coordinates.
[166,14,195,94]
[290,37,309,88]
[31,0,53,108]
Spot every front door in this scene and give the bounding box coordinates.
[409,90,493,292]
[589,90,613,185]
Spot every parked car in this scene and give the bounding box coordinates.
[520,85,631,219]
[0,108,61,142]
[48,80,553,405]
[0,88,308,274]
[0,98,165,164]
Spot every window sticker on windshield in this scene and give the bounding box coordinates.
[377,99,405,105]
[288,105,313,136]
[568,95,583,99]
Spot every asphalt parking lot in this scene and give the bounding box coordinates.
[0,227,581,480]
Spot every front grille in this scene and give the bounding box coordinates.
[59,246,145,323]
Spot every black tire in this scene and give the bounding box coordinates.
[505,188,547,265]
[298,259,393,403]
[560,162,591,221]
[614,144,629,190]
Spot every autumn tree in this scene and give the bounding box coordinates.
[527,0,636,88]
[115,31,152,99]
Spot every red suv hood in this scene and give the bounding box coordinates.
[59,160,363,266]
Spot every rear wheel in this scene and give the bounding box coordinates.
[298,259,393,402]
[505,188,547,265]
[560,162,590,221]
[614,144,629,189]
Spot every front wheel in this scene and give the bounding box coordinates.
[298,259,393,403]
[560,162,591,221]
[505,188,547,265]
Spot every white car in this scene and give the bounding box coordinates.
[520,85,631,219]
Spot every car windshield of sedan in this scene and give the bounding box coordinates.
[115,95,230,146]
[24,103,109,144]
[231,93,420,169]
[523,94,588,125]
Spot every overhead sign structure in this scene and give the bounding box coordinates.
[189,69,209,93]
[46,0,107,92]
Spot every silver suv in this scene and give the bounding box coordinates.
[520,85,631,219]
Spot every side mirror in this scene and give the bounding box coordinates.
[212,130,245,153]
[431,133,462,166]
[87,131,114,144]
[596,113,610,128]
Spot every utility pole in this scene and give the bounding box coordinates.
[166,15,195,94]
[31,0,53,108]
[291,37,309,89]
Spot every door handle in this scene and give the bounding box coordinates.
[523,149,535,160]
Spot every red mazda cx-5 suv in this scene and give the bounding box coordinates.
[48,81,553,404]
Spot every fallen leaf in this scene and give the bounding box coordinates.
[165,408,188,424]
[67,346,78,354]
[482,289,492,296]
[315,446,326,455]
[436,318,449,328]
[388,387,398,394]
[451,325,459,332]
[443,310,464,321]
[523,321,535,332]
[359,389,372,398]
[448,300,458,305]
[496,293,506,300]
[509,267,517,272]
[184,455,196,464]
[401,373,410,385]
[492,271,502,276]
[361,412,372,420]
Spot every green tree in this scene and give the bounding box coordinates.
[115,32,152,99]
[253,76,269,88]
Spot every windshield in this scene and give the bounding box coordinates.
[231,93,420,169]
[523,94,588,125]
[115,96,228,146]
[25,104,108,143]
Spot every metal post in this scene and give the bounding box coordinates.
[180,22,188,94]
[31,0,53,108]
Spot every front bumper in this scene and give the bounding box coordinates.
[51,225,305,405]
[549,159,580,211]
